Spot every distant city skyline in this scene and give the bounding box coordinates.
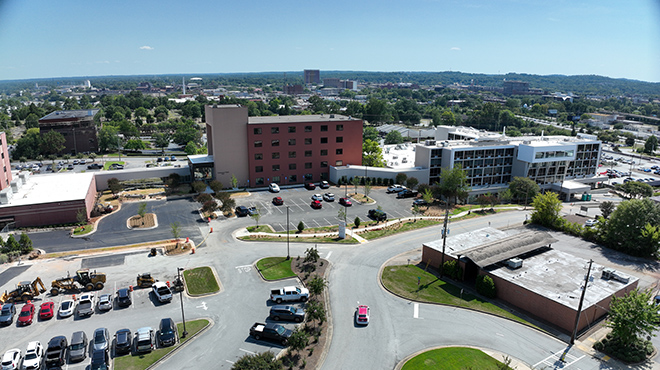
[0,0,658,83]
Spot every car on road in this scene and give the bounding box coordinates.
[158,318,178,347]
[152,282,173,303]
[412,199,428,206]
[0,303,15,326]
[585,219,598,227]
[269,305,306,322]
[68,331,88,362]
[17,303,35,326]
[1,349,21,370]
[135,327,155,353]
[97,294,112,311]
[87,163,103,170]
[355,304,370,325]
[93,327,110,353]
[235,206,249,217]
[72,160,79,165]
[339,198,352,207]
[323,193,335,202]
[247,207,259,216]
[368,209,387,221]
[22,341,43,370]
[58,299,75,318]
[320,181,330,189]
[272,197,283,205]
[116,288,132,308]
[311,200,322,209]
[269,183,280,192]
[39,301,55,320]
[110,163,124,170]
[311,194,323,201]
[114,329,132,355]
[387,184,406,193]
[305,183,316,190]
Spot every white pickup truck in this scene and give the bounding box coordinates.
[269,286,309,304]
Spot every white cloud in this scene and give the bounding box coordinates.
[450,47,461,51]
[140,46,154,50]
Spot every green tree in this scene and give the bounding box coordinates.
[40,130,66,155]
[362,139,385,167]
[307,275,327,298]
[607,288,659,350]
[297,221,305,233]
[351,176,360,194]
[98,125,120,152]
[384,130,404,145]
[530,192,562,228]
[192,181,207,194]
[305,299,326,325]
[124,138,146,151]
[137,202,147,219]
[364,179,372,198]
[364,98,389,125]
[76,208,87,225]
[354,216,361,228]
[440,110,456,126]
[304,246,319,264]
[24,113,39,129]
[363,126,379,142]
[5,235,19,253]
[600,201,615,219]
[395,173,407,185]
[184,141,198,155]
[644,136,658,154]
[422,188,434,207]
[231,351,282,370]
[209,180,223,193]
[625,136,636,147]
[437,165,470,206]
[18,233,33,254]
[250,207,261,226]
[405,177,419,190]
[287,327,309,353]
[508,177,540,205]
[107,178,122,195]
[170,222,181,246]
[603,199,660,257]
[618,181,653,199]
[152,132,170,154]
[215,192,235,213]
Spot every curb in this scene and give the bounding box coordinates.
[144,317,215,370]
[393,345,532,370]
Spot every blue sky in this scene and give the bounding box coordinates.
[0,0,658,83]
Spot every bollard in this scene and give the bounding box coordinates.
[191,247,195,254]
[186,237,189,243]
[210,227,213,233]
[72,294,76,301]
[166,281,170,287]
[129,286,133,292]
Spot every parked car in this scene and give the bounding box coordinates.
[17,303,35,326]
[249,322,292,345]
[323,193,335,202]
[87,163,103,170]
[412,199,428,206]
[247,207,259,216]
[114,329,132,355]
[355,304,370,325]
[152,282,173,303]
[45,336,67,368]
[311,194,323,201]
[68,331,88,362]
[397,189,418,199]
[1,349,21,370]
[158,318,178,347]
[97,294,112,311]
[22,341,43,370]
[0,303,15,326]
[135,327,155,353]
[92,327,110,353]
[39,301,55,320]
[235,206,249,217]
[170,155,177,161]
[89,349,109,370]
[76,293,94,317]
[311,200,322,209]
[387,184,406,193]
[116,288,132,308]
[58,299,75,318]
[66,164,74,170]
[269,183,280,193]
[269,305,306,323]
[368,209,387,221]
[320,181,330,189]
[585,219,598,227]
[339,198,352,207]
[305,183,316,190]
[272,197,284,205]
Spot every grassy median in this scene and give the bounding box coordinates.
[402,347,513,370]
[256,257,296,280]
[183,267,219,295]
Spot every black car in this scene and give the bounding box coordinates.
[412,199,428,206]
[397,189,418,198]
[158,318,177,347]
[116,288,132,308]
[114,329,132,355]
[90,349,109,370]
[0,303,15,326]
[368,209,387,221]
[269,305,306,323]
[235,206,249,217]
[45,336,68,368]
[87,163,103,170]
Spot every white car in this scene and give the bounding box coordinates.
[22,341,43,370]
[58,299,75,318]
[269,183,280,193]
[585,219,598,227]
[387,184,406,193]
[97,294,112,311]
[1,348,21,370]
[311,194,323,201]
[323,193,335,202]
[152,282,173,303]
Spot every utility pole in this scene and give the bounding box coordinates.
[286,206,290,260]
[570,259,593,344]
[439,210,450,277]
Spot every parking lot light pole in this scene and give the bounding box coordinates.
[286,206,290,260]
[177,267,188,338]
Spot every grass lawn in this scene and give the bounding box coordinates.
[238,234,359,244]
[246,225,272,233]
[256,257,296,280]
[382,265,533,326]
[103,160,125,170]
[402,347,512,370]
[361,220,440,240]
[113,319,209,370]
[72,224,93,235]
[183,267,220,295]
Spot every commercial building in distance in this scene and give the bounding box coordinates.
[38,109,99,155]
[304,69,320,84]
[204,105,363,188]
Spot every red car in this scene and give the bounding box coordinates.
[39,301,54,320]
[272,197,284,206]
[17,303,35,326]
[311,200,322,209]
[339,197,352,207]
[305,183,316,190]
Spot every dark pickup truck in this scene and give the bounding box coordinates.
[46,335,68,368]
[249,322,292,345]
[397,189,418,198]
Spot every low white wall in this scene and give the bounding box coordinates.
[94,166,191,190]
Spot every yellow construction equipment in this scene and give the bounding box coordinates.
[136,273,156,288]
[50,269,106,296]
[0,277,46,304]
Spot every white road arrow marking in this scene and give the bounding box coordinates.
[196,302,208,310]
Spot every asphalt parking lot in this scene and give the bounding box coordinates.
[234,186,418,232]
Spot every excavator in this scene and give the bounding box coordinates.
[50,268,106,296]
[0,277,46,304]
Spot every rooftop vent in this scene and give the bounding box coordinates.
[602,268,630,283]
[425,140,436,146]
[506,258,523,269]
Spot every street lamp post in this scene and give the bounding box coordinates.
[286,206,290,260]
[177,267,188,338]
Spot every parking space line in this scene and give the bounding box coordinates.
[413,303,419,318]
[239,348,256,355]
[325,251,332,260]
[313,220,321,227]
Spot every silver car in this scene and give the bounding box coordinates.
[92,327,109,353]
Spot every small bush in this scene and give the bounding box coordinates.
[475,274,496,298]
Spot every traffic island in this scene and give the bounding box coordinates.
[182,266,221,296]
[398,347,524,370]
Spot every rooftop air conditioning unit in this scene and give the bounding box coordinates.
[425,140,436,146]
[506,258,523,269]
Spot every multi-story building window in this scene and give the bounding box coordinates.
[289,163,296,170]
[272,152,280,159]
[336,137,343,143]
[321,125,328,132]
[336,124,343,131]
[255,153,263,160]
[305,150,312,157]
[273,176,280,183]
[272,139,280,146]
[288,126,296,133]
[305,126,312,132]
[272,165,280,171]
[254,141,262,147]
[335,160,343,166]
[336,148,343,155]
[289,151,296,158]
[253,128,262,135]
[289,175,297,182]
[304,173,313,181]
[305,138,312,145]
[321,137,328,144]
[321,161,328,168]
[288,139,296,145]
[271,127,279,134]
[320,149,328,156]
[305,162,312,169]
[256,177,264,185]
[255,166,263,173]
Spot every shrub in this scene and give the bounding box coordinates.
[475,274,496,298]
[196,193,213,204]
[354,216,361,228]
[442,260,463,280]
